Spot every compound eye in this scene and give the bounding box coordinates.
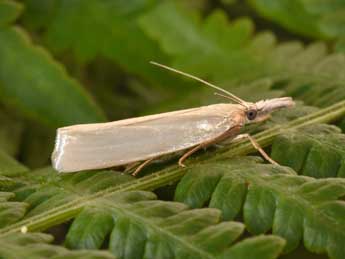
[246,109,257,120]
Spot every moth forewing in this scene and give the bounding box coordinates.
[52,103,245,173]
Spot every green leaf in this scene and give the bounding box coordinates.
[0,232,115,259]
[335,37,345,53]
[65,191,285,259]
[0,110,24,157]
[174,158,345,258]
[139,2,345,108]
[140,2,261,82]
[0,0,22,26]
[21,0,185,90]
[19,168,134,218]
[0,26,106,127]
[0,192,28,227]
[20,0,59,31]
[0,155,30,229]
[0,164,285,258]
[219,235,286,259]
[277,49,345,107]
[272,124,345,178]
[0,149,27,178]
[247,0,345,40]
[21,1,345,114]
[38,0,157,61]
[19,124,55,168]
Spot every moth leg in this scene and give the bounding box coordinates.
[178,144,204,168]
[179,125,242,167]
[124,161,141,173]
[132,157,156,176]
[233,134,278,165]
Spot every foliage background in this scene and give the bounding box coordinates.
[1,0,345,258]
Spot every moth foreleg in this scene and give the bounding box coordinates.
[178,144,204,167]
[233,134,278,165]
[132,157,156,176]
[178,126,242,167]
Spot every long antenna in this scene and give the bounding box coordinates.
[214,92,238,101]
[150,61,247,106]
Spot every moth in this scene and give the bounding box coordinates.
[52,62,294,175]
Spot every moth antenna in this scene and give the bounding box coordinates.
[214,92,247,107]
[150,61,246,105]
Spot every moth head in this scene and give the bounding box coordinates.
[244,97,295,123]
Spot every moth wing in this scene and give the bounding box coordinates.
[52,104,241,172]
[61,106,202,130]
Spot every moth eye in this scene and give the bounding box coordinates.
[246,110,257,120]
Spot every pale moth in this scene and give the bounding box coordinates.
[52,62,295,175]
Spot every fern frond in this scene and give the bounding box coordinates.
[65,191,285,259]
[1,232,115,259]
[1,99,345,237]
[272,124,345,178]
[0,149,27,178]
[139,2,345,108]
[10,168,134,218]
[174,158,345,258]
[1,1,344,258]
[20,0,180,91]
[0,192,27,227]
[247,0,345,41]
[0,8,105,127]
